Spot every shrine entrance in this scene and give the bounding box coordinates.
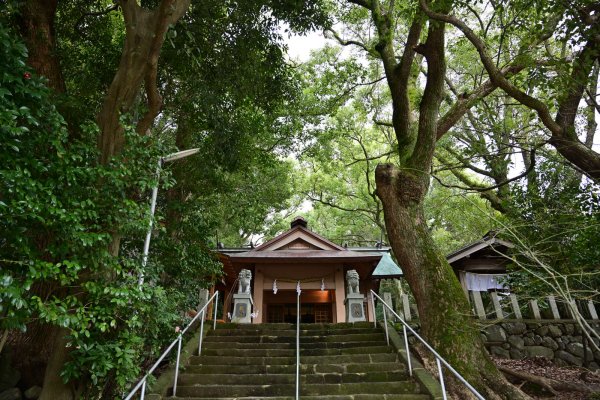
[263,289,335,323]
[217,217,403,323]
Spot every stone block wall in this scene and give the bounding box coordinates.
[481,320,600,370]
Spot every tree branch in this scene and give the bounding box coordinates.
[325,28,377,57]
[420,0,600,181]
[437,60,531,140]
[433,147,537,195]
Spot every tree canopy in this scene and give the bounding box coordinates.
[1,0,599,398]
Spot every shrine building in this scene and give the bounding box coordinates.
[217,216,402,324]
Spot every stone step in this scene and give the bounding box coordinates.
[190,352,398,366]
[203,333,385,343]
[179,371,408,386]
[163,323,427,400]
[214,322,374,331]
[201,345,391,358]
[175,381,419,398]
[209,328,380,337]
[175,394,430,400]
[185,361,405,375]
[202,340,387,350]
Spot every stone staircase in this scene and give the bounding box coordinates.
[171,322,430,399]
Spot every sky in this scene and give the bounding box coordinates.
[284,29,326,62]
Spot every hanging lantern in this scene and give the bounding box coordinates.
[273,279,278,294]
[321,278,325,291]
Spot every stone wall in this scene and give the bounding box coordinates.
[481,320,600,370]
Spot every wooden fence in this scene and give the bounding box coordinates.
[381,291,600,321]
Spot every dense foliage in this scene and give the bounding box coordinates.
[0,0,328,395]
[0,22,184,390]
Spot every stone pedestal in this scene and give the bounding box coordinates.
[232,293,253,324]
[345,293,366,322]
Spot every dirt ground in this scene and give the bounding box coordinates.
[492,357,600,400]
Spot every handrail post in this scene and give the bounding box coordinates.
[383,302,389,346]
[172,335,183,397]
[403,325,412,376]
[198,309,205,356]
[213,291,219,330]
[436,358,448,400]
[296,287,300,400]
[140,380,147,400]
[371,292,376,328]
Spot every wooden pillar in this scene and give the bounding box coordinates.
[222,289,231,321]
[207,285,215,321]
[253,268,264,323]
[334,268,345,323]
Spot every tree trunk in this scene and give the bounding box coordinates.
[17,0,66,93]
[375,164,530,400]
[38,328,76,400]
[97,0,191,164]
[14,4,71,387]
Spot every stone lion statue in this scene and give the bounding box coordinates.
[346,269,360,294]
[238,269,252,294]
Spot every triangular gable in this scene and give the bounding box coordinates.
[447,237,514,264]
[254,226,345,252]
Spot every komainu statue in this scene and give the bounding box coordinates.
[346,269,360,294]
[238,269,252,294]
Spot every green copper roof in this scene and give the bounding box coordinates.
[372,252,403,277]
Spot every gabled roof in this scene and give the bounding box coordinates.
[446,233,514,264]
[252,218,345,252]
[226,249,382,263]
[218,217,408,281]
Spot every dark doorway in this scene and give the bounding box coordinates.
[266,303,332,323]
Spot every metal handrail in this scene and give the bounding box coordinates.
[370,290,485,400]
[124,290,219,400]
[295,283,300,400]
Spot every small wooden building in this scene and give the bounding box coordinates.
[218,217,402,324]
[447,232,513,295]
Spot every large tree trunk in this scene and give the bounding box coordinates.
[38,328,78,400]
[16,4,72,397]
[17,0,66,93]
[97,0,191,164]
[375,164,530,400]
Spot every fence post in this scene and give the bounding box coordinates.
[198,288,209,313]
[529,299,541,320]
[566,299,578,319]
[588,300,598,320]
[547,295,560,319]
[490,292,504,320]
[509,294,522,319]
[470,291,486,320]
[401,294,411,322]
[383,292,393,321]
